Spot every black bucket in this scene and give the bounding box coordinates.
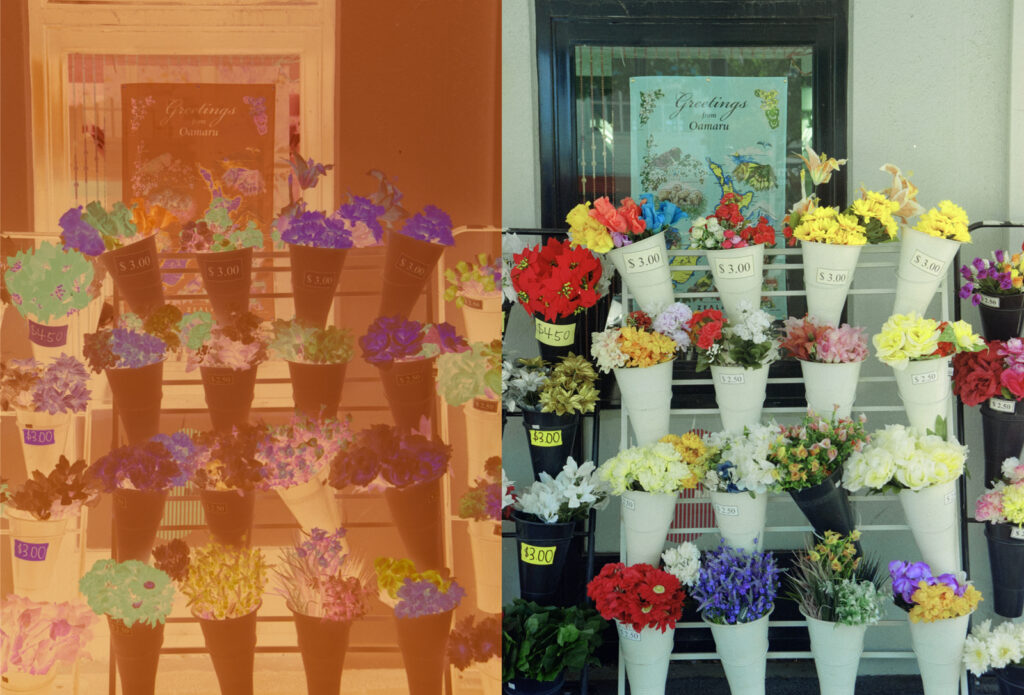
[978,293,1024,342]
[532,313,584,363]
[503,671,566,695]
[522,410,580,480]
[997,665,1024,695]
[985,523,1024,618]
[512,511,575,605]
[788,467,860,551]
[980,399,1024,485]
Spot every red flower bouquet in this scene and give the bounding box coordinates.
[586,562,685,633]
[510,238,603,321]
[953,339,1024,406]
[688,192,778,250]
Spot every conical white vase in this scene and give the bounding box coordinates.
[5,509,69,601]
[706,613,770,695]
[467,520,501,613]
[616,620,674,695]
[709,490,767,552]
[908,613,971,695]
[894,228,962,315]
[801,241,863,327]
[893,357,951,432]
[621,490,678,566]
[803,613,867,695]
[462,397,501,484]
[899,479,960,574]
[607,232,675,314]
[1,669,57,694]
[14,409,73,477]
[276,475,342,536]
[706,245,765,323]
[800,360,862,420]
[711,364,769,432]
[614,360,673,445]
[459,292,502,344]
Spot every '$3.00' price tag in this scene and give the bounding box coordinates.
[529,429,562,447]
[622,247,665,274]
[519,543,556,566]
[713,255,754,279]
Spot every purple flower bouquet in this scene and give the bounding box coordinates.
[359,316,469,366]
[692,542,781,625]
[87,438,191,493]
[329,424,451,490]
[1,354,90,414]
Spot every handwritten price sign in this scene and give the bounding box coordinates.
[535,319,575,347]
[22,429,55,446]
[520,543,556,566]
[713,255,754,279]
[528,429,563,447]
[13,540,48,562]
[28,320,68,348]
[815,268,850,286]
[909,250,944,276]
[622,248,666,275]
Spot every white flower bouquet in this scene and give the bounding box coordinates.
[510,458,609,523]
[701,425,781,495]
[841,424,966,493]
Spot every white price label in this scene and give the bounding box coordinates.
[617,623,642,641]
[989,398,1016,414]
[622,247,666,274]
[979,294,1000,308]
[910,371,938,386]
[1011,527,1024,541]
[909,250,944,276]
[815,268,851,286]
[718,373,746,385]
[944,490,956,505]
[713,254,754,279]
[715,504,739,517]
[622,497,636,512]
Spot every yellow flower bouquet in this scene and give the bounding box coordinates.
[914,200,971,243]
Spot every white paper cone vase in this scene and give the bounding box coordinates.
[706,614,770,695]
[711,364,769,432]
[908,613,971,695]
[709,490,767,552]
[803,614,866,695]
[26,318,71,365]
[613,360,673,446]
[621,490,677,566]
[459,292,502,344]
[5,510,69,600]
[893,358,951,432]
[606,233,674,314]
[800,360,862,420]
[462,398,501,484]
[467,520,501,613]
[899,480,960,575]
[1,669,57,694]
[706,245,765,323]
[894,229,962,315]
[801,241,862,326]
[615,621,674,695]
[14,409,72,477]
[276,475,342,536]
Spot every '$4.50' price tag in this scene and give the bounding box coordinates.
[520,543,556,566]
[535,319,575,347]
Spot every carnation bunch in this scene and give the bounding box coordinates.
[83,309,179,372]
[87,439,192,492]
[59,199,173,255]
[510,237,604,320]
[688,192,777,250]
[586,562,686,632]
[963,619,1024,675]
[267,318,354,364]
[271,528,373,621]
[913,200,971,243]
[154,541,268,620]
[458,456,503,522]
[566,196,651,253]
[953,338,1024,405]
[786,531,888,625]
[660,541,701,587]
[872,313,984,369]
[770,411,870,491]
[78,559,175,627]
[842,424,966,493]
[374,557,465,619]
[597,441,698,495]
[0,596,96,676]
[701,424,782,494]
[178,310,269,371]
[501,354,599,415]
[1,456,99,521]
[590,304,692,373]
[359,316,468,365]
[395,205,454,245]
[447,614,501,670]
[0,355,91,414]
[436,339,501,406]
[959,245,1024,304]
[780,316,868,363]
[511,457,609,523]
[256,414,352,488]
[689,302,780,371]
[4,242,95,323]
[444,253,501,305]
[888,560,981,623]
[691,543,781,625]
[329,424,451,489]
[975,457,1024,526]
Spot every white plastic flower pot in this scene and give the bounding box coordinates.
[615,620,674,695]
[461,397,501,484]
[709,490,767,552]
[894,228,962,315]
[26,317,71,365]
[710,364,769,432]
[275,475,342,536]
[621,490,678,567]
[898,479,960,575]
[799,360,862,420]
[606,232,675,314]
[803,613,867,695]
[706,613,770,695]
[908,613,971,695]
[893,357,952,432]
[1,669,57,694]
[5,509,69,601]
[705,245,765,323]
[459,291,502,344]
[14,409,72,477]
[613,360,673,446]
[467,520,501,613]
[801,241,863,326]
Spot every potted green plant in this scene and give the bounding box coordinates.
[436,339,501,481]
[501,599,604,695]
[0,595,96,694]
[444,253,501,343]
[457,456,503,613]
[192,425,265,547]
[268,318,355,417]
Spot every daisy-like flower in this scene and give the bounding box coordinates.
[661,542,701,586]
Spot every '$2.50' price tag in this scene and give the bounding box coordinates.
[520,543,556,566]
[529,429,562,447]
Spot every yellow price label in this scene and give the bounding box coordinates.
[534,318,575,347]
[519,543,556,566]
[529,429,563,447]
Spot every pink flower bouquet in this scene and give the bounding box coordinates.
[1,595,96,677]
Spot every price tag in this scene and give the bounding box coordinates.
[396,371,424,386]
[622,247,666,274]
[202,258,243,283]
[462,296,484,309]
[473,398,498,413]
[13,540,48,562]
[713,254,754,279]
[815,268,851,286]
[519,543,556,566]
[622,496,636,512]
[910,370,938,386]
[22,429,55,446]
[909,250,944,276]
[1011,527,1024,541]
[115,248,155,276]
[208,373,234,386]
[979,294,1000,308]
[715,504,739,517]
[205,501,228,514]
[302,270,337,289]
[944,490,956,505]
[718,372,745,385]
[535,319,575,347]
[395,253,428,279]
[989,398,1016,414]
[616,622,642,641]
[27,320,68,348]
[529,429,563,447]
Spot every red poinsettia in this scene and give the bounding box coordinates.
[689,309,726,351]
[953,339,1024,406]
[510,237,603,320]
[626,310,653,331]
[587,562,685,633]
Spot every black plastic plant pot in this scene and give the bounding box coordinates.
[532,312,583,363]
[985,523,1024,618]
[512,511,575,605]
[981,399,1024,485]
[503,671,566,695]
[502,300,513,336]
[521,410,580,480]
[199,489,255,547]
[293,612,352,695]
[383,475,445,571]
[788,467,861,552]
[978,293,1024,342]
[109,617,165,695]
[997,664,1024,695]
[112,488,168,563]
